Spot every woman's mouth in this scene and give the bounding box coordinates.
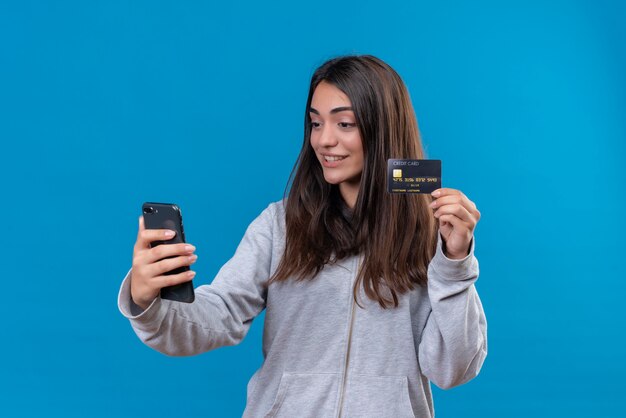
[321,154,348,168]
[324,155,347,162]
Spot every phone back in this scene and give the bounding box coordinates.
[142,202,195,303]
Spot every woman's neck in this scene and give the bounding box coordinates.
[339,180,360,209]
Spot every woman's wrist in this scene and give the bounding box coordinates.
[442,239,470,260]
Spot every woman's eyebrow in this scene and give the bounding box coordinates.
[309,106,354,115]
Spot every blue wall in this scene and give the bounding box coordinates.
[1,0,624,416]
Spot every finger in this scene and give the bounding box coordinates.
[136,228,177,250]
[437,214,471,234]
[430,194,477,214]
[134,217,146,251]
[145,243,196,264]
[154,270,197,289]
[437,214,473,249]
[148,253,198,277]
[431,191,480,220]
[431,188,463,198]
[434,203,474,224]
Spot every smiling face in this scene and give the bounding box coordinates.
[309,81,364,207]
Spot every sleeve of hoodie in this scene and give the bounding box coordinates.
[418,233,488,389]
[116,204,274,356]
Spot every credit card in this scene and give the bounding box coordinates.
[387,159,441,194]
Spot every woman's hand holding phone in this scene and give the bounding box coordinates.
[130,216,198,310]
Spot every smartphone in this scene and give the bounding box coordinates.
[142,202,195,303]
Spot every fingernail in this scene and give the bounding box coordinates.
[164,230,175,238]
[431,190,441,197]
[188,254,198,262]
[185,244,195,252]
[429,201,437,208]
[188,271,196,278]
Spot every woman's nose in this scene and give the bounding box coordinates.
[318,126,338,147]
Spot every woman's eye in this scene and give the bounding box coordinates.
[311,121,321,128]
[338,122,356,128]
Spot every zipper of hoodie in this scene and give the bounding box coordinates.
[336,254,362,418]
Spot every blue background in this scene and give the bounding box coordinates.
[1,0,624,416]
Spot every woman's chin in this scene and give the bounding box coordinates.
[322,173,345,185]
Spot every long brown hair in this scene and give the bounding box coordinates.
[270,55,438,309]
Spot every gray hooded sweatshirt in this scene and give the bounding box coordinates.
[118,200,487,418]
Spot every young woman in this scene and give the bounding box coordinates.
[118,55,487,418]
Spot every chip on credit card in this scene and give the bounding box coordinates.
[387,159,441,194]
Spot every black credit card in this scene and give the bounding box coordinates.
[387,159,441,194]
